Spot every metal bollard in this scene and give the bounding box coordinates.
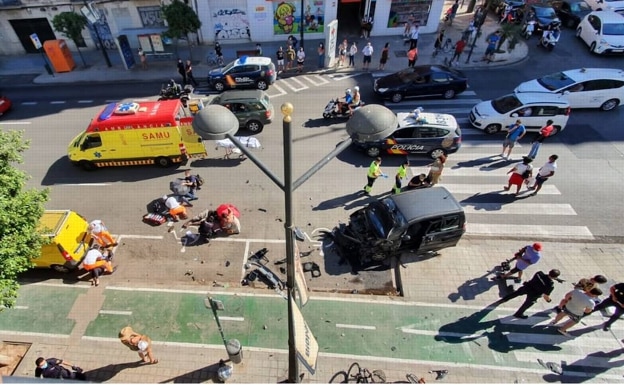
[226,339,243,364]
[44,63,53,75]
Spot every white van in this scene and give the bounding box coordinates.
[470,92,571,134]
[515,68,624,111]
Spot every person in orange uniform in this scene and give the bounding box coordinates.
[82,246,114,286]
[88,219,117,248]
[163,195,188,221]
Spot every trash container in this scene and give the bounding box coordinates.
[226,339,243,364]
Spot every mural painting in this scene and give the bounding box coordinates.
[387,0,432,28]
[273,0,324,35]
[213,8,251,40]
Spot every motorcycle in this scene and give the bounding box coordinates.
[158,81,193,107]
[521,20,536,39]
[322,98,364,119]
[538,29,560,51]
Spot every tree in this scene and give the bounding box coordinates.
[161,0,202,61]
[0,130,49,310]
[51,12,88,67]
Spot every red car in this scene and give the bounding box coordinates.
[0,94,12,116]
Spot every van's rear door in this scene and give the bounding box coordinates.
[179,117,207,157]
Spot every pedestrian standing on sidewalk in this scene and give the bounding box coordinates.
[276,46,285,73]
[362,41,374,70]
[317,42,325,69]
[527,120,554,159]
[449,38,466,66]
[501,119,526,160]
[503,156,533,196]
[433,29,445,56]
[185,60,198,87]
[138,48,147,70]
[339,39,348,67]
[550,288,602,337]
[119,326,159,364]
[484,31,501,62]
[591,282,624,331]
[499,269,561,319]
[495,242,542,281]
[348,42,358,67]
[177,58,187,85]
[363,157,384,195]
[448,0,459,25]
[255,43,262,56]
[392,160,409,194]
[378,42,389,70]
[409,23,420,49]
[428,154,446,185]
[296,47,306,73]
[286,45,296,70]
[528,154,557,196]
[407,46,418,67]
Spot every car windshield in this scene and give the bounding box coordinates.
[366,202,395,239]
[221,61,236,72]
[397,68,427,84]
[491,94,523,113]
[603,23,624,35]
[534,6,557,18]
[537,72,575,90]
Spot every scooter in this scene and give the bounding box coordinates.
[521,20,536,39]
[538,29,560,52]
[322,98,364,119]
[158,81,193,107]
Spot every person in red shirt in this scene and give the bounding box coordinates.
[527,119,554,159]
[449,38,466,66]
[407,46,418,67]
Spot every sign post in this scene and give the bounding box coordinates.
[30,33,53,76]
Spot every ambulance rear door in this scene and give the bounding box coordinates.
[179,117,207,157]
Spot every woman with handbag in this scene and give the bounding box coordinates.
[503,156,533,196]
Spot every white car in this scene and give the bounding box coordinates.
[576,11,624,54]
[469,92,571,135]
[515,68,624,110]
[584,0,624,11]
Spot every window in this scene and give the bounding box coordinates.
[588,15,601,30]
[392,127,414,138]
[582,79,613,91]
[534,106,561,116]
[83,134,102,149]
[248,102,265,111]
[431,72,450,83]
[415,127,445,138]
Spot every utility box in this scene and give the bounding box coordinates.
[43,39,76,73]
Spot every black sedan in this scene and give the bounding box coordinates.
[374,65,468,103]
[531,5,562,30]
[552,0,592,28]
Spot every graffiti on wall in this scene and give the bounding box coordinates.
[387,0,432,28]
[273,0,324,35]
[213,8,250,40]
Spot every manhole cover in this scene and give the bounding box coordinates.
[394,50,407,57]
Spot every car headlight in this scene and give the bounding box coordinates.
[377,88,389,93]
[599,39,609,46]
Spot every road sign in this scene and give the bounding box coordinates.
[291,296,318,375]
[30,33,42,50]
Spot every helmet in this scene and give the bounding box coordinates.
[354,86,360,92]
[346,88,352,94]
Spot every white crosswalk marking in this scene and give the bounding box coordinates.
[301,74,329,86]
[468,224,593,239]
[462,203,577,215]
[266,83,287,98]
[439,184,561,195]
[278,77,309,92]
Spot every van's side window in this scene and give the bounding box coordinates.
[85,134,102,149]
[534,106,559,116]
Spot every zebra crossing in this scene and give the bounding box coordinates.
[383,94,594,241]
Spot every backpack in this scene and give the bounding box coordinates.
[170,179,190,195]
[195,174,204,187]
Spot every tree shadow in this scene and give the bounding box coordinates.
[83,360,145,383]
[541,347,624,383]
[159,361,222,383]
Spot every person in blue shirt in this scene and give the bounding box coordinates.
[495,242,543,281]
[336,88,353,114]
[484,31,501,62]
[501,119,526,160]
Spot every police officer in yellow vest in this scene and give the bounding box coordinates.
[364,157,384,195]
[392,160,409,194]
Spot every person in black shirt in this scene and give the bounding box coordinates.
[499,269,561,319]
[35,357,86,380]
[592,282,624,331]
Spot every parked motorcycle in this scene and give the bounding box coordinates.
[538,28,560,51]
[522,20,536,39]
[158,80,193,107]
[322,98,364,119]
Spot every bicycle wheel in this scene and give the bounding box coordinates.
[371,369,386,383]
[347,362,362,381]
[329,370,349,383]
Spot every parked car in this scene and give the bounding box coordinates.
[514,68,624,110]
[353,110,462,159]
[576,11,624,54]
[0,92,11,116]
[552,0,593,27]
[373,65,468,103]
[531,5,562,30]
[470,92,571,134]
[206,56,277,92]
[208,90,274,133]
[584,0,624,11]
[331,187,465,267]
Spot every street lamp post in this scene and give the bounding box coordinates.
[192,103,397,383]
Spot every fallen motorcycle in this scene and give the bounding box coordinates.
[158,81,193,107]
[322,98,364,119]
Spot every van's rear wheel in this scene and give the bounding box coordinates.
[155,156,172,168]
[78,160,96,171]
[51,264,70,273]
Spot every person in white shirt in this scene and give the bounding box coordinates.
[409,23,419,49]
[88,219,117,247]
[361,42,373,70]
[529,154,558,196]
[163,195,187,221]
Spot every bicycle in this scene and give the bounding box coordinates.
[441,38,453,54]
[206,50,224,67]
[329,362,386,383]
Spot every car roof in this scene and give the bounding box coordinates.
[513,92,570,105]
[397,111,459,130]
[218,90,269,101]
[562,67,624,81]
[234,56,273,66]
[390,187,464,222]
[589,10,624,21]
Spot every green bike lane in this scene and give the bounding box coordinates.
[3,285,623,380]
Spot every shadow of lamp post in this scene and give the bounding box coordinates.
[192,103,397,383]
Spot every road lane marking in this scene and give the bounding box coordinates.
[53,183,110,186]
[0,331,69,338]
[467,224,593,239]
[0,121,32,125]
[99,310,132,315]
[78,100,94,104]
[336,323,377,330]
[266,84,287,98]
[118,234,164,240]
[506,332,622,349]
[219,316,245,321]
[301,75,329,86]
[50,101,66,104]
[21,101,37,105]
[442,184,560,194]
[400,328,487,340]
[514,350,624,370]
[462,203,577,215]
[279,77,309,92]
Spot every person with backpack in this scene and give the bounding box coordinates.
[35,357,86,380]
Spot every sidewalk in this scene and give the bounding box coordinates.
[0,9,527,85]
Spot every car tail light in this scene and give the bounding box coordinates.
[265,110,272,119]
[57,244,73,262]
[267,69,275,77]
[455,136,462,144]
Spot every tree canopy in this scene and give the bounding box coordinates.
[51,12,88,66]
[161,0,202,40]
[0,130,49,309]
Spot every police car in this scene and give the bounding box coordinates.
[354,109,462,159]
[207,56,277,92]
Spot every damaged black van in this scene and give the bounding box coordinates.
[331,187,465,267]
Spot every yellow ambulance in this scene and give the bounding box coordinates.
[68,100,207,170]
[36,210,92,273]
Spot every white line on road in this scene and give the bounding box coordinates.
[118,234,164,240]
[53,183,110,186]
[32,282,90,288]
[513,350,624,370]
[462,203,577,215]
[468,223,594,239]
[437,153,524,161]
[279,77,309,92]
[219,316,245,321]
[0,121,31,125]
[266,83,287,98]
[506,331,622,350]
[78,100,94,104]
[336,323,377,330]
[0,330,69,338]
[21,101,37,105]
[99,310,132,315]
[50,101,66,104]
[301,74,329,86]
[441,184,560,195]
